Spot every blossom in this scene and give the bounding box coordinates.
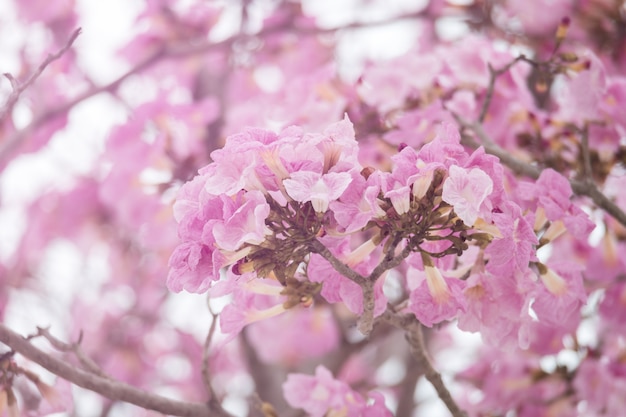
[211,190,271,251]
[166,242,219,293]
[283,171,353,213]
[283,366,392,417]
[442,165,494,226]
[408,263,467,327]
[329,171,385,233]
[531,261,587,329]
[485,201,538,276]
[458,272,532,350]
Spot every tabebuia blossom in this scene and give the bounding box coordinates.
[283,170,353,213]
[442,165,494,226]
[408,264,468,327]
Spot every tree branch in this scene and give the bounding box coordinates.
[308,238,366,285]
[35,327,108,378]
[404,324,467,417]
[477,56,526,123]
[0,28,82,125]
[357,280,376,335]
[368,243,412,281]
[382,311,467,417]
[0,324,232,417]
[457,117,626,228]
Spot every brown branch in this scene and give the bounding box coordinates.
[35,327,108,378]
[458,120,542,179]
[0,324,232,417]
[0,45,165,166]
[577,124,593,182]
[0,28,82,125]
[357,280,375,335]
[382,311,467,417]
[308,238,377,334]
[240,330,287,415]
[404,324,467,417]
[309,238,416,335]
[456,118,626,228]
[202,300,225,413]
[395,354,421,416]
[478,56,526,123]
[368,243,412,281]
[308,238,366,285]
[295,9,428,35]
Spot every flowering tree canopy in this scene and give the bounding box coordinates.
[1,1,626,416]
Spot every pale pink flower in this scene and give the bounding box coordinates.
[442,165,494,226]
[283,366,393,417]
[283,171,353,213]
[329,172,385,233]
[408,265,467,327]
[212,190,271,251]
[166,242,219,293]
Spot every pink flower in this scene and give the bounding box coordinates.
[166,242,219,293]
[554,51,606,124]
[408,263,468,327]
[283,366,352,417]
[599,281,626,331]
[442,165,494,226]
[573,358,616,414]
[283,171,353,213]
[532,261,587,329]
[283,366,393,417]
[499,0,573,36]
[220,295,287,337]
[533,169,572,220]
[212,190,271,251]
[329,172,385,233]
[417,122,467,166]
[485,201,538,276]
[458,272,532,350]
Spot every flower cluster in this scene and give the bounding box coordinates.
[168,117,590,354]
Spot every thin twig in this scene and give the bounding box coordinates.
[368,243,412,281]
[405,324,467,417]
[36,327,108,378]
[0,324,232,417]
[202,299,224,413]
[577,124,593,182]
[477,56,525,123]
[308,238,366,285]
[309,237,415,335]
[0,28,82,125]
[456,116,626,227]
